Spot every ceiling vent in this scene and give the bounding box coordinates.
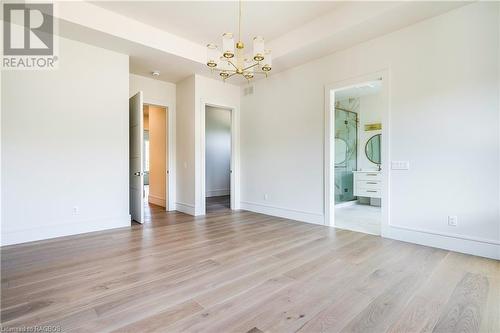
[243,85,254,96]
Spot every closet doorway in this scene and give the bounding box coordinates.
[204,106,232,213]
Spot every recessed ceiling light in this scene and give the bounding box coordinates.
[152,71,160,77]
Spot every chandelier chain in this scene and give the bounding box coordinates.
[238,0,242,42]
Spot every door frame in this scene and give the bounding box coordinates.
[198,101,240,215]
[141,100,176,212]
[324,69,391,236]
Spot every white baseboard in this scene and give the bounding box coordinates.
[386,224,500,260]
[239,201,499,260]
[206,189,230,197]
[1,215,130,246]
[240,201,325,225]
[148,194,166,207]
[175,202,195,216]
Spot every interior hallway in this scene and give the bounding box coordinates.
[1,208,498,332]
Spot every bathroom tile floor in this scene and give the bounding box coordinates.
[335,202,381,235]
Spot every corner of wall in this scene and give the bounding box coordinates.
[175,74,197,213]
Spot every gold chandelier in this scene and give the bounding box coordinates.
[206,0,272,81]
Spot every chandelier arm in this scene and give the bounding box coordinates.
[227,60,239,70]
[212,68,237,73]
[242,62,260,71]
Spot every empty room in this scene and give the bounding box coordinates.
[1,1,499,332]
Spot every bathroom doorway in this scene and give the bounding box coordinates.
[325,74,388,236]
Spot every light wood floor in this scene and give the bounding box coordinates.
[1,206,499,332]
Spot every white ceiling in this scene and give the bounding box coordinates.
[58,1,470,83]
[57,18,204,83]
[91,1,342,47]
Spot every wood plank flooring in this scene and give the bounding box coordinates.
[1,205,499,332]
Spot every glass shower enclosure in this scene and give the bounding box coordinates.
[334,107,357,204]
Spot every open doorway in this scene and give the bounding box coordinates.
[129,91,171,224]
[327,77,386,235]
[143,104,168,219]
[205,106,232,213]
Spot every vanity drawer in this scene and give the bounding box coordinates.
[355,172,382,181]
[356,180,381,190]
[355,188,382,198]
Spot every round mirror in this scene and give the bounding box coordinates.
[334,138,348,165]
[365,134,381,165]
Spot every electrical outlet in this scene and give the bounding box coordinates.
[73,206,80,215]
[448,216,458,226]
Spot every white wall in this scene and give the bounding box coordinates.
[129,74,175,107]
[205,106,231,197]
[1,37,129,245]
[175,75,196,214]
[240,2,500,259]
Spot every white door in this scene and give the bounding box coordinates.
[129,92,144,224]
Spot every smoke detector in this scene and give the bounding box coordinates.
[151,71,160,77]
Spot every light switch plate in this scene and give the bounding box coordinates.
[391,161,410,170]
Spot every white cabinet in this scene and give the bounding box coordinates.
[353,171,382,199]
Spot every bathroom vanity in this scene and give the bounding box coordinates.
[353,171,382,199]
